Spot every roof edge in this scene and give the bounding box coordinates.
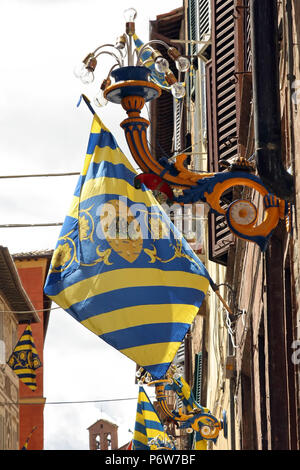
[0,246,40,324]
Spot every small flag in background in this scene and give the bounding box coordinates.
[126,440,133,450]
[44,110,210,380]
[21,426,38,450]
[132,386,175,450]
[7,324,42,391]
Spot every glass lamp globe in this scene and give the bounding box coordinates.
[176,56,190,73]
[154,56,169,74]
[73,62,86,79]
[80,69,94,84]
[94,90,108,107]
[171,82,186,99]
[123,8,137,22]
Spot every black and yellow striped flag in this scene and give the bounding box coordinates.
[7,324,42,391]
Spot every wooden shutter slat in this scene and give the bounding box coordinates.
[216,59,235,76]
[218,94,236,111]
[193,353,203,404]
[217,82,235,98]
[216,67,235,84]
[216,47,234,64]
[219,144,238,156]
[218,100,236,113]
[216,0,233,11]
[216,38,235,58]
[216,1,234,20]
[218,110,236,126]
[216,22,234,40]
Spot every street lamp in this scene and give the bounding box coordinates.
[73,8,189,106]
[73,8,289,253]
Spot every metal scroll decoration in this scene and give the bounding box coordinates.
[103,66,290,252]
[136,365,227,445]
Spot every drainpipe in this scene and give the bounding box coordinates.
[250,0,294,202]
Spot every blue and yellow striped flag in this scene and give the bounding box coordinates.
[133,386,175,450]
[7,325,42,391]
[43,111,210,379]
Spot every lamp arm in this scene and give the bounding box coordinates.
[92,43,116,54]
[119,34,131,62]
[136,39,170,63]
[120,101,284,251]
[135,45,156,65]
[106,63,119,77]
[94,50,123,68]
[93,45,124,67]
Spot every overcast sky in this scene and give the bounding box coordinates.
[0,0,183,450]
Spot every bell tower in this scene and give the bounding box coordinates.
[87,419,118,450]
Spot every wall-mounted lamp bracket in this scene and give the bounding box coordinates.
[103,65,290,253]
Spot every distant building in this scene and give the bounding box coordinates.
[12,250,53,450]
[0,246,39,450]
[87,418,118,450]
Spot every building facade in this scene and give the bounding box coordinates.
[202,0,299,450]
[13,250,53,450]
[0,246,40,450]
[149,0,300,450]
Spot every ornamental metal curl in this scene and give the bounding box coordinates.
[103,66,291,251]
[136,366,227,445]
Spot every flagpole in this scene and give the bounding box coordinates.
[21,425,38,450]
[208,278,234,317]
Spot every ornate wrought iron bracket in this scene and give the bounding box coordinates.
[103,66,290,252]
[146,377,227,443]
